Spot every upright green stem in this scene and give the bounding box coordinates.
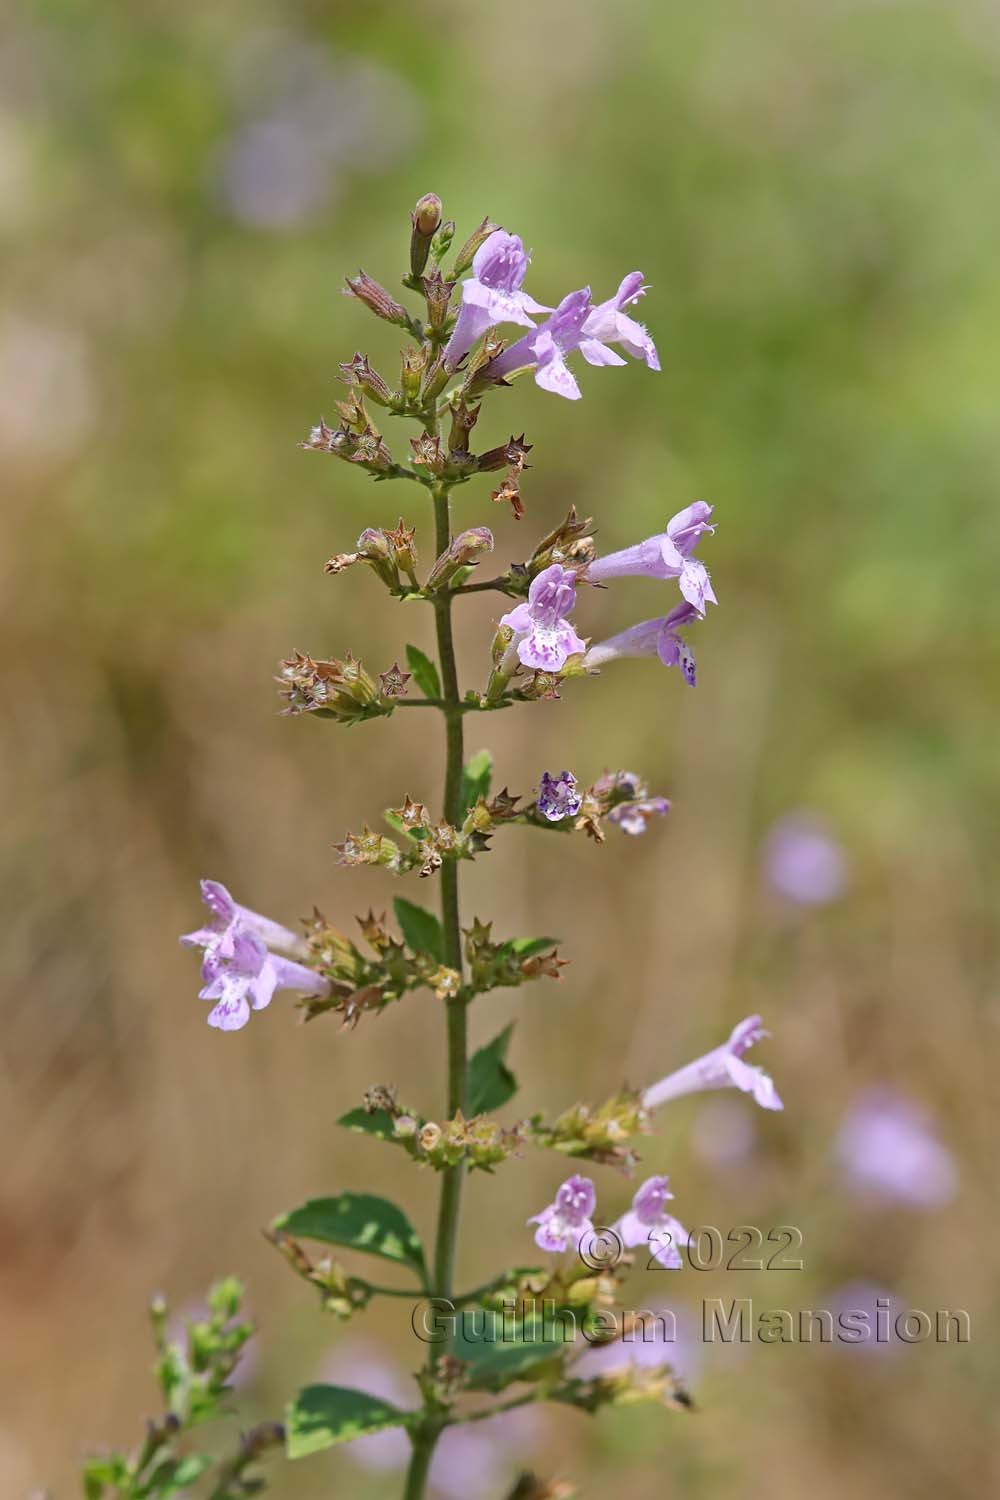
[404,480,468,1500]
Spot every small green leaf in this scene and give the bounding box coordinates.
[337,1107,400,1141]
[286,1385,410,1459]
[394,897,444,961]
[142,1454,214,1498]
[467,1024,518,1114]
[451,1308,569,1390]
[461,749,493,815]
[500,935,560,960]
[272,1194,426,1278]
[405,644,441,699]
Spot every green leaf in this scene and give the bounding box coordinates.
[460,749,493,814]
[467,1024,518,1114]
[451,1307,570,1390]
[272,1194,426,1279]
[337,1107,402,1141]
[286,1385,410,1459]
[405,644,441,699]
[140,1454,214,1498]
[394,897,444,961]
[500,935,560,960]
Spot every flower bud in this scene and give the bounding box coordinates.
[421,350,451,404]
[400,345,428,403]
[344,270,410,327]
[425,527,494,591]
[431,219,455,264]
[394,1114,418,1139]
[452,216,501,277]
[422,269,456,331]
[410,193,443,278]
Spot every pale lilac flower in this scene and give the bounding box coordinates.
[581,272,660,371]
[529,1174,596,1254]
[537,770,583,822]
[180,878,300,955]
[609,796,671,835]
[500,563,586,672]
[585,602,700,687]
[837,1088,958,1209]
[587,503,717,616]
[763,813,848,905]
[616,1176,688,1270]
[182,878,328,1031]
[487,273,659,399]
[198,931,326,1032]
[443,230,550,368]
[643,1016,783,1113]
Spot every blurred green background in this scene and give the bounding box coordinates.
[3,0,998,1495]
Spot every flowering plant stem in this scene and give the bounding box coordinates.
[403,480,467,1498]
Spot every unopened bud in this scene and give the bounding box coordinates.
[400,346,428,403]
[394,1114,418,1138]
[431,219,455,265]
[421,351,451,404]
[453,216,501,277]
[344,270,410,328]
[410,193,443,279]
[425,527,494,591]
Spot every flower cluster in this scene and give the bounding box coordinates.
[157,195,784,1500]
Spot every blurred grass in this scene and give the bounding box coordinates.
[2,0,999,1496]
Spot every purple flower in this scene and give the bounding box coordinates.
[763,813,848,905]
[585,602,700,687]
[836,1088,958,1209]
[616,1176,688,1270]
[609,796,671,836]
[181,878,328,1031]
[536,770,583,823]
[643,1016,783,1113]
[180,878,300,956]
[529,1174,596,1254]
[500,563,586,672]
[587,503,717,616]
[486,272,659,400]
[444,230,550,369]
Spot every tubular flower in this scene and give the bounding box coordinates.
[642,1017,783,1113]
[485,274,659,400]
[585,602,700,687]
[443,231,550,369]
[500,563,586,671]
[536,770,583,822]
[587,503,717,615]
[181,879,328,1032]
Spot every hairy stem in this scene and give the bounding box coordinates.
[404,482,467,1499]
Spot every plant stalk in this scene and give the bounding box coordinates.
[403,481,468,1499]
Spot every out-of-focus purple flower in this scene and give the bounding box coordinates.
[585,602,700,687]
[837,1088,958,1209]
[643,1016,783,1113]
[763,813,848,905]
[609,796,671,836]
[587,503,717,616]
[616,1176,688,1269]
[690,1096,758,1168]
[443,230,550,368]
[529,1174,596,1254]
[500,563,585,671]
[318,1342,413,1471]
[486,273,659,400]
[825,1283,909,1358]
[576,1302,701,1385]
[536,770,583,823]
[181,879,328,1031]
